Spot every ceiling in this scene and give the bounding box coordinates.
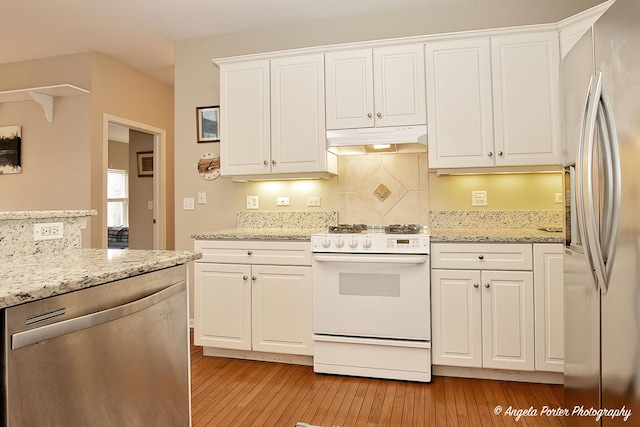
[0,0,449,85]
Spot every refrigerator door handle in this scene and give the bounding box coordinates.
[575,74,600,291]
[599,80,622,292]
[584,72,608,291]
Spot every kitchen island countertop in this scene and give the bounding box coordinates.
[430,228,564,243]
[192,227,324,241]
[0,249,201,309]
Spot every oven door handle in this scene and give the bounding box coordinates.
[312,254,428,264]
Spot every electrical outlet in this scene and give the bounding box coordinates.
[34,222,64,241]
[555,193,563,203]
[276,197,290,206]
[246,196,259,209]
[198,191,207,205]
[471,191,488,206]
[307,196,321,207]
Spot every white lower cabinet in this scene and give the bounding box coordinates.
[533,243,564,372]
[431,243,535,371]
[194,240,313,357]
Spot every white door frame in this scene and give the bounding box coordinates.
[102,114,167,250]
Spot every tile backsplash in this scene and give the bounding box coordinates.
[337,153,429,225]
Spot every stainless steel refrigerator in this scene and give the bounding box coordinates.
[562,0,640,425]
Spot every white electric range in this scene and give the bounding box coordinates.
[311,224,431,382]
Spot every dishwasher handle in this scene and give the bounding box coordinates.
[11,281,186,350]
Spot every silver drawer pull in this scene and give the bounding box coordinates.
[473,283,480,289]
[243,275,248,280]
[478,255,484,260]
[485,283,491,289]
[247,250,253,255]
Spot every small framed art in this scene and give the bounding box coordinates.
[196,106,220,143]
[137,151,154,177]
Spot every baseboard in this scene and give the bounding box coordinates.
[202,346,313,366]
[433,365,563,384]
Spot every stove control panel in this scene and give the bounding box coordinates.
[311,234,430,254]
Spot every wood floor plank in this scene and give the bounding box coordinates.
[189,332,569,427]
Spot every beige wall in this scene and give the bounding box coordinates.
[0,53,175,249]
[128,130,154,249]
[89,53,174,248]
[0,54,93,235]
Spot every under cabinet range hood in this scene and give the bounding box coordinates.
[326,125,427,155]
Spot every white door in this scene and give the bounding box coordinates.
[373,45,427,127]
[431,269,482,368]
[425,39,494,169]
[534,243,564,372]
[491,31,561,166]
[270,54,327,174]
[252,265,313,355]
[220,60,271,175]
[481,270,535,371]
[325,49,374,130]
[194,263,252,350]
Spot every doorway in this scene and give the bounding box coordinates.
[103,114,167,250]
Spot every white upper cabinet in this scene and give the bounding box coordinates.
[325,45,426,130]
[425,39,494,168]
[219,54,335,178]
[491,31,561,167]
[427,31,561,170]
[220,60,271,176]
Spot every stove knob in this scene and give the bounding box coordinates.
[321,237,331,248]
[363,238,372,249]
[335,237,345,248]
[349,237,358,248]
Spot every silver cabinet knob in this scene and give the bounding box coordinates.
[252,276,257,281]
[272,159,276,165]
[376,112,382,118]
[263,160,268,165]
[498,151,503,156]
[478,255,484,260]
[485,283,491,288]
[367,113,373,118]
[243,275,248,280]
[473,283,480,289]
[488,151,493,157]
[247,250,253,255]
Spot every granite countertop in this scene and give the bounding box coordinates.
[430,228,564,243]
[0,210,97,220]
[0,249,202,309]
[192,227,324,241]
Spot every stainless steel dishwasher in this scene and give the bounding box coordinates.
[1,265,190,427]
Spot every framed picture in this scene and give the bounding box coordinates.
[137,151,154,177]
[0,126,21,175]
[196,106,220,143]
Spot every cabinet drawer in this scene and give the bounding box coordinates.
[431,243,532,270]
[194,240,311,266]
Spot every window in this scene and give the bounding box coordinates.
[107,169,129,227]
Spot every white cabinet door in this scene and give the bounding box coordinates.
[325,49,374,130]
[533,243,564,372]
[431,269,482,368]
[426,39,494,169]
[251,265,313,355]
[194,263,252,350]
[270,55,327,174]
[481,270,535,371]
[491,31,561,166]
[220,60,271,176]
[373,45,427,127]
[325,45,426,130]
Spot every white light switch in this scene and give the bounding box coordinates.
[198,191,207,205]
[471,191,488,206]
[183,197,195,211]
[307,196,321,207]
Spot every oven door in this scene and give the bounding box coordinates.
[312,253,430,341]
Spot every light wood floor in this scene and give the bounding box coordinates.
[190,336,565,427]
